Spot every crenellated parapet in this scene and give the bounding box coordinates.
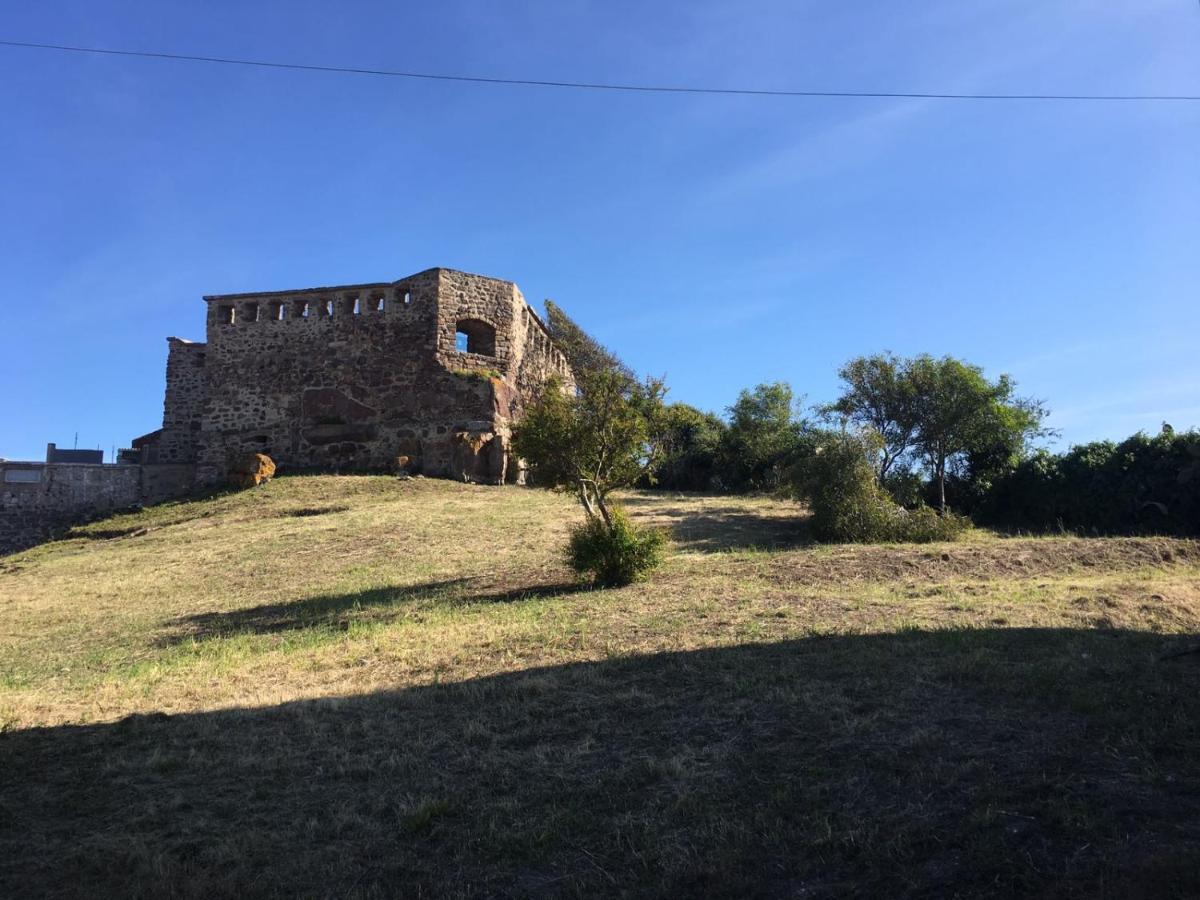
[201,268,571,383]
[204,273,434,341]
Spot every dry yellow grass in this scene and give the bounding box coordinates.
[2,475,1199,896]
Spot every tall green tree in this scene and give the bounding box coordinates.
[543,299,635,387]
[824,352,917,479]
[905,355,1046,512]
[719,382,809,493]
[649,403,727,491]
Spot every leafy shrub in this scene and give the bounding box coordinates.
[894,504,970,542]
[646,403,727,491]
[450,368,503,383]
[717,382,811,493]
[880,468,926,508]
[567,506,667,586]
[792,431,968,543]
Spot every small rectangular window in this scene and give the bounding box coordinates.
[243,302,260,322]
[373,294,385,312]
[403,290,412,305]
[269,301,286,320]
[456,319,496,356]
[217,304,235,325]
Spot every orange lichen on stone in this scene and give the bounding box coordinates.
[228,453,276,488]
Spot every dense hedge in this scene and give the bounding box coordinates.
[979,429,1200,535]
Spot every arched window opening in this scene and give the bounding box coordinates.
[455,319,496,356]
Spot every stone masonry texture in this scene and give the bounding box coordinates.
[181,267,573,484]
[0,462,193,554]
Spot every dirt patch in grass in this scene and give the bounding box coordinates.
[620,491,811,551]
[763,536,1198,585]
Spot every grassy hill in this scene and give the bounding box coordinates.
[2,475,1199,897]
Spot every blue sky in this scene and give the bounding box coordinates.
[1,1,1197,461]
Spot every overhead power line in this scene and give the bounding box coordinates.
[2,38,1199,103]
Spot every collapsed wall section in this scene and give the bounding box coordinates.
[154,337,207,464]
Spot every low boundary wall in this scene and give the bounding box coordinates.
[0,462,194,555]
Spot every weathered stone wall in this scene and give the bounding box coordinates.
[514,301,574,403]
[1,463,138,555]
[141,464,197,504]
[0,462,196,555]
[434,269,519,374]
[189,267,571,485]
[153,338,207,464]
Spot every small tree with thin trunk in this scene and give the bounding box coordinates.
[515,370,664,527]
[514,310,668,585]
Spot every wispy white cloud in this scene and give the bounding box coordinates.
[705,99,932,199]
[696,0,1191,204]
[1050,380,1200,427]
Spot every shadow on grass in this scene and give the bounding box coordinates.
[622,494,813,552]
[61,483,265,544]
[4,628,1199,898]
[271,504,351,518]
[66,524,152,541]
[159,579,582,644]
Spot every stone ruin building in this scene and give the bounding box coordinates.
[139,267,574,484]
[1,268,573,553]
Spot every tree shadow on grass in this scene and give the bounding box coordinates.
[159,579,582,645]
[622,494,813,552]
[4,628,1199,898]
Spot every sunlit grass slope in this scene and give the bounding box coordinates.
[2,475,1199,897]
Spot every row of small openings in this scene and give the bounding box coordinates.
[522,313,567,372]
[216,289,413,325]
